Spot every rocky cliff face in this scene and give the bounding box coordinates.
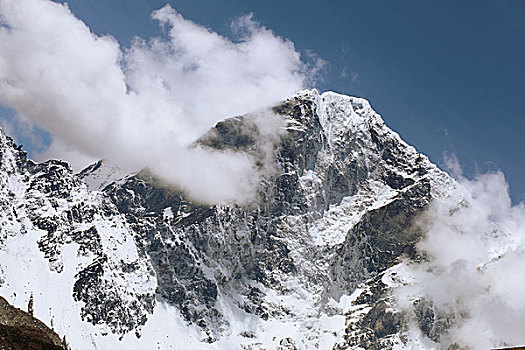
[0,90,454,349]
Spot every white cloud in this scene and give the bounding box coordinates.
[0,0,318,204]
[394,163,525,349]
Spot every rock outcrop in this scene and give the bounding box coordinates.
[0,296,66,350]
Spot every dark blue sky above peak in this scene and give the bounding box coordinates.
[19,1,525,202]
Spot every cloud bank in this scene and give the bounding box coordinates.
[0,0,319,204]
[395,162,525,349]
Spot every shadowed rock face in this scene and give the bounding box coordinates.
[0,90,455,348]
[0,296,66,350]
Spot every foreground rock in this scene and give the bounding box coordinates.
[0,296,66,350]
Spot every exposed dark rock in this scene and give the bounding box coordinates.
[413,298,455,343]
[330,179,431,297]
[0,296,66,350]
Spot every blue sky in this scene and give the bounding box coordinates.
[5,0,525,202]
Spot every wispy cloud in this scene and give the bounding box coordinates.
[394,158,525,349]
[341,67,358,83]
[0,0,322,204]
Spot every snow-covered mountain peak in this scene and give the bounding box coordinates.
[296,89,377,130]
[0,90,456,349]
[79,159,136,192]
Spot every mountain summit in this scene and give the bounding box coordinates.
[0,90,455,349]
